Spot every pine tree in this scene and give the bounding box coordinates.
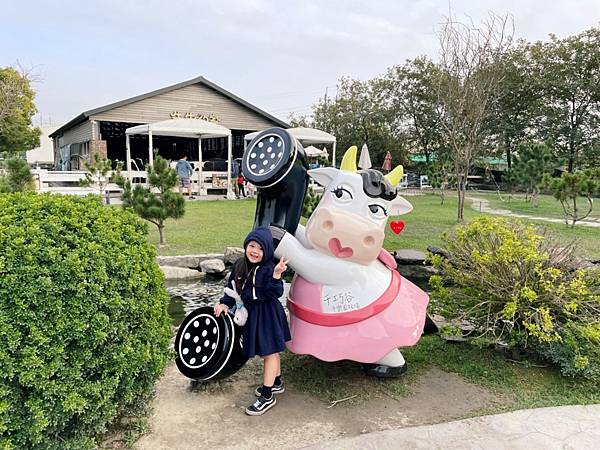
[120,154,185,245]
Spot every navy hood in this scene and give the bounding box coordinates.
[243,227,274,262]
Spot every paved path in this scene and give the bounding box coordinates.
[305,404,600,450]
[468,196,600,228]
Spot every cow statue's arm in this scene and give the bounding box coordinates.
[293,224,313,249]
[273,229,364,285]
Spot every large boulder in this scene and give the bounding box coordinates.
[224,246,245,265]
[200,258,227,275]
[157,255,202,269]
[156,254,224,269]
[160,265,204,281]
[394,249,427,265]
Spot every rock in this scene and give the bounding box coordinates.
[156,254,224,269]
[396,265,438,290]
[394,249,427,265]
[157,255,202,269]
[160,265,203,281]
[224,247,244,265]
[200,259,226,274]
[427,245,450,260]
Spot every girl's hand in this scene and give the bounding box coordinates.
[214,304,229,317]
[273,257,289,279]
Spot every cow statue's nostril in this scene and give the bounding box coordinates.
[363,236,375,247]
[322,220,334,232]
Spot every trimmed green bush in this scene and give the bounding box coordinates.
[0,193,171,449]
[429,216,600,380]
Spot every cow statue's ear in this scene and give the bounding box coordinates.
[388,195,413,216]
[308,167,339,187]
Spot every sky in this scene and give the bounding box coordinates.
[1,0,599,128]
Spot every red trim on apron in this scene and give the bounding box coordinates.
[287,270,401,327]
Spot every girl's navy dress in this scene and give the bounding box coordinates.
[220,228,291,358]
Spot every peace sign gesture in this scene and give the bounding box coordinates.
[273,256,289,279]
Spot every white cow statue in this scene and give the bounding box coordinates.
[272,146,429,377]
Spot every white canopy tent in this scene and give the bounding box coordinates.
[125,118,234,198]
[303,145,328,158]
[244,127,337,167]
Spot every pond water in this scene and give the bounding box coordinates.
[166,277,291,327]
[165,278,226,327]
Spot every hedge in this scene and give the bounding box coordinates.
[0,193,171,449]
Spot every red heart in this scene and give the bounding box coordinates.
[390,220,405,234]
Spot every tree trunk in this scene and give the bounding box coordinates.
[505,139,512,170]
[456,176,465,221]
[158,223,166,245]
[530,188,538,208]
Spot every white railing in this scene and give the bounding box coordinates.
[32,169,234,197]
[32,169,122,197]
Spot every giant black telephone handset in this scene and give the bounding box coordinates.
[242,128,309,236]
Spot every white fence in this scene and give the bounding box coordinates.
[32,169,122,197]
[32,169,233,197]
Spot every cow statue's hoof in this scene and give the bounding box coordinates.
[362,362,408,378]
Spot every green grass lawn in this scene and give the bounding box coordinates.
[282,334,600,411]
[149,194,599,259]
[470,191,600,222]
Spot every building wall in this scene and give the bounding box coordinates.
[56,120,93,147]
[90,83,280,130]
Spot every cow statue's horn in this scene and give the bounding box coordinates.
[340,146,358,173]
[385,165,404,187]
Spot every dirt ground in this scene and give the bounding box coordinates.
[132,358,500,450]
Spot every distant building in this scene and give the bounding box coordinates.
[27,125,57,168]
[50,76,287,170]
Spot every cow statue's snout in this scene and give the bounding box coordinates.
[305,206,384,265]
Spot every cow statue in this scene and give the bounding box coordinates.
[271,146,430,377]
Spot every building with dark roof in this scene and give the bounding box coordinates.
[50,76,288,170]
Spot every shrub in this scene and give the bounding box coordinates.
[429,216,600,379]
[302,189,322,218]
[0,157,34,193]
[0,193,171,449]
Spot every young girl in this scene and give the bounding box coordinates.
[214,227,290,415]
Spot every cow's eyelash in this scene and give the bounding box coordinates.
[369,204,388,216]
[331,186,353,199]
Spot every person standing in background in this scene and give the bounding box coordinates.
[175,154,195,199]
[232,159,241,198]
[237,173,246,198]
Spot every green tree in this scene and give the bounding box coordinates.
[487,43,539,169]
[0,66,41,155]
[528,27,600,172]
[380,57,444,164]
[120,154,185,245]
[543,169,600,227]
[312,77,400,167]
[0,157,34,192]
[80,154,123,204]
[506,142,557,207]
[426,157,453,205]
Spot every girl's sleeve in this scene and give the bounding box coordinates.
[255,266,284,302]
[219,263,237,308]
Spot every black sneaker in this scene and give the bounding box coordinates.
[245,395,276,416]
[255,381,285,397]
